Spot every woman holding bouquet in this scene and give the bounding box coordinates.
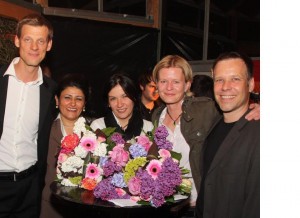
[41,73,92,218]
[91,73,153,140]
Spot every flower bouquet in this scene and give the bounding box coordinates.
[56,118,192,207]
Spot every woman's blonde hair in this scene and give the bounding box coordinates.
[152,55,193,96]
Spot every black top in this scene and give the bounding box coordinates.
[104,109,143,141]
[197,119,236,217]
[139,101,160,121]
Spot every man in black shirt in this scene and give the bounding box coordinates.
[138,71,160,121]
[196,52,260,218]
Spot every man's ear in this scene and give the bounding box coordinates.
[248,78,255,92]
[14,35,20,48]
[46,39,53,51]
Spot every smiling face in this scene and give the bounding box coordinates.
[56,86,86,123]
[213,58,254,122]
[157,67,191,106]
[108,84,134,123]
[15,24,52,68]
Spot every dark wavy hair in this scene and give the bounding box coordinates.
[56,73,90,101]
[103,73,139,109]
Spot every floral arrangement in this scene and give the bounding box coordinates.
[56,117,191,207]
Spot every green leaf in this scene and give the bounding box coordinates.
[170,150,182,161]
[102,127,117,137]
[137,200,151,206]
[165,195,175,203]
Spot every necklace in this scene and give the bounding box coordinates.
[166,109,182,126]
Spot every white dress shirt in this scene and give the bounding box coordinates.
[0,57,43,172]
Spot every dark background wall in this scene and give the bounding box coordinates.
[46,15,158,117]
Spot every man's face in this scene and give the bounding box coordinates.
[157,67,190,105]
[15,24,52,67]
[140,81,159,102]
[213,58,254,119]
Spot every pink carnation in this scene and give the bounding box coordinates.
[128,176,141,195]
[109,144,129,166]
[61,133,80,153]
[136,135,152,151]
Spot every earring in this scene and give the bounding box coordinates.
[56,105,58,109]
[83,107,85,112]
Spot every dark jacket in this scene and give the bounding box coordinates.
[0,65,57,193]
[152,96,220,192]
[198,112,260,218]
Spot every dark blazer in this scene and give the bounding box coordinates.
[198,111,260,218]
[0,65,57,192]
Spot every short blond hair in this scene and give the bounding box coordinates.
[152,55,193,83]
[152,55,193,96]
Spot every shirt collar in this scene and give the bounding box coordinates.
[4,57,44,85]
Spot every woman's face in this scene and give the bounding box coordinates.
[56,86,85,122]
[108,84,134,122]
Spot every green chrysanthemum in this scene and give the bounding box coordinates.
[68,176,82,185]
[123,157,147,183]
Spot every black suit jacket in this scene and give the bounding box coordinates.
[0,65,57,191]
[198,111,260,218]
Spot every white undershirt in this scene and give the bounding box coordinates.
[0,57,42,172]
[158,108,197,204]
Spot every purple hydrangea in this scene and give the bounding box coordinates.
[111,172,127,188]
[129,144,147,158]
[103,160,122,177]
[93,178,119,200]
[111,132,125,144]
[136,157,182,207]
[99,156,109,167]
[154,125,173,150]
[94,177,130,201]
[136,168,154,200]
[154,126,168,139]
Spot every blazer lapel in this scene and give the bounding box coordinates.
[206,117,248,176]
[0,66,9,137]
[38,80,53,132]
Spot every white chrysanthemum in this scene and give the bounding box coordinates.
[61,156,84,173]
[93,143,108,157]
[61,178,77,187]
[74,145,88,158]
[74,117,86,136]
[83,130,97,139]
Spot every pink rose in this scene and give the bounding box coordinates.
[109,144,129,166]
[97,136,106,143]
[128,176,141,195]
[57,152,68,163]
[136,135,152,151]
[158,149,171,160]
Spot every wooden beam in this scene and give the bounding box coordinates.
[0,0,40,20]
